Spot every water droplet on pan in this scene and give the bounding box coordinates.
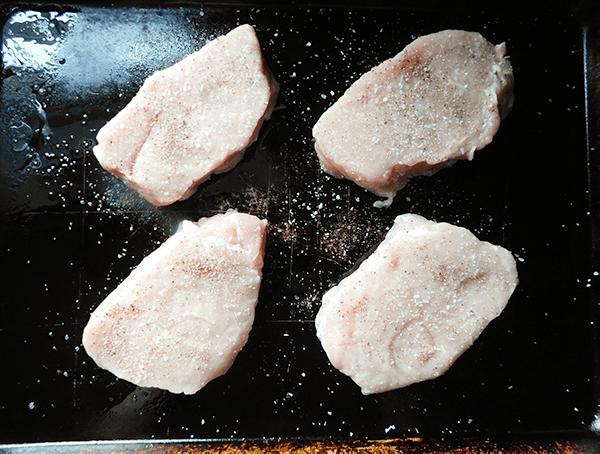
[10,120,33,151]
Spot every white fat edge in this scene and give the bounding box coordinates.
[494,41,508,60]
[491,54,514,119]
[373,195,394,209]
[224,209,268,263]
[465,145,477,161]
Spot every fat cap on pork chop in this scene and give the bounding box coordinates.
[82,211,267,394]
[94,24,279,206]
[315,213,518,395]
[313,30,514,208]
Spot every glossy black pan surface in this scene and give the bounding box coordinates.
[0,1,598,449]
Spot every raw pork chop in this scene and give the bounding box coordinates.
[82,211,267,394]
[313,30,514,208]
[315,214,518,395]
[93,24,279,206]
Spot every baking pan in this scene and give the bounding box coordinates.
[1,0,599,451]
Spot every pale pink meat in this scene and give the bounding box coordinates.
[313,30,514,208]
[315,214,518,395]
[93,24,279,206]
[82,211,267,394]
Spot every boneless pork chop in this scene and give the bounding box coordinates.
[94,24,279,206]
[313,30,514,207]
[82,211,267,394]
[315,214,518,395]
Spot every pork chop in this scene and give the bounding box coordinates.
[313,30,514,208]
[315,213,518,394]
[93,24,279,206]
[82,210,267,394]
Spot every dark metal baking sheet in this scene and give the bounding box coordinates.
[1,1,599,450]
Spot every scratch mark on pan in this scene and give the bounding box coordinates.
[346,185,352,218]
[127,222,145,241]
[265,163,271,219]
[288,239,295,301]
[288,180,295,304]
[317,253,347,268]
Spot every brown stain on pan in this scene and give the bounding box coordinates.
[28,438,598,453]
[171,440,594,453]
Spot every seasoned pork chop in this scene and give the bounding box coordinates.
[82,211,267,394]
[315,214,518,394]
[313,30,514,207]
[94,24,279,206]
